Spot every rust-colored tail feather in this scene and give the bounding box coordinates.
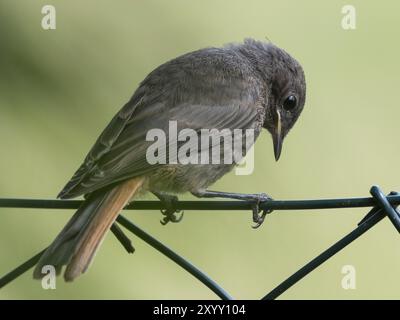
[33,177,144,281]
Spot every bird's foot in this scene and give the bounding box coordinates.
[250,193,273,229]
[153,192,184,225]
[191,189,273,228]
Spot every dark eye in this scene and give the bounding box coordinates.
[283,95,297,111]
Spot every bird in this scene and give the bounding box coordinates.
[33,38,306,281]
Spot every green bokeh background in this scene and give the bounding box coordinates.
[1,0,399,299]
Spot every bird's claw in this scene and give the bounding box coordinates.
[160,208,184,225]
[251,193,273,229]
[158,195,184,225]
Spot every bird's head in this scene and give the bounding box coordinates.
[262,44,306,161]
[238,39,306,160]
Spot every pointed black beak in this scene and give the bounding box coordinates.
[273,110,283,161]
[273,131,283,161]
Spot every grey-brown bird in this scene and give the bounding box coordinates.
[33,39,306,281]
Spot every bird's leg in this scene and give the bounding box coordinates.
[152,192,184,225]
[191,189,273,228]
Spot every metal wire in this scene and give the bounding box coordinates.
[1,193,400,211]
[1,185,399,299]
[116,215,233,300]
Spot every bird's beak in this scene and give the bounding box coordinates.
[273,110,283,161]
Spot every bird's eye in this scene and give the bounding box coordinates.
[283,95,297,111]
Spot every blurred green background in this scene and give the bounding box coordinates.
[0,0,399,299]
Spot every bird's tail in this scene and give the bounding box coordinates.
[33,177,144,281]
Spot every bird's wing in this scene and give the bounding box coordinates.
[59,61,264,198]
[57,86,147,198]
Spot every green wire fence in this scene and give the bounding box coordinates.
[0,185,399,299]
